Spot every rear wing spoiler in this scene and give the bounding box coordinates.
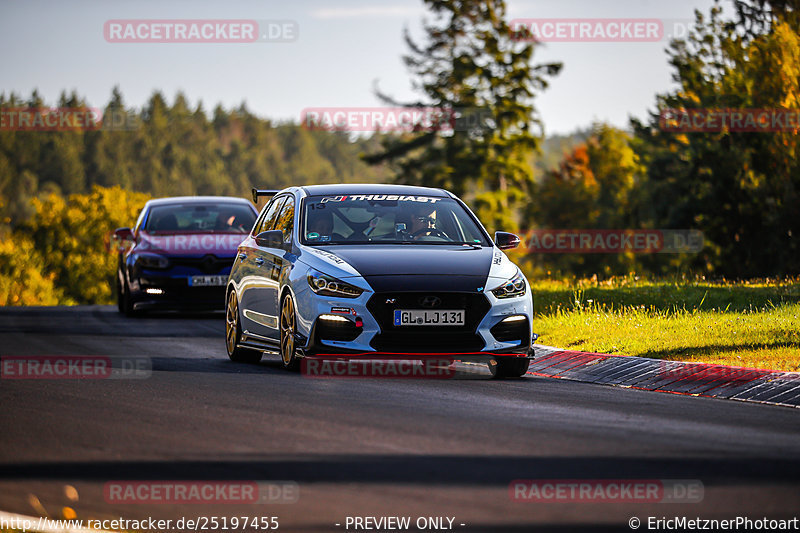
[251,188,280,203]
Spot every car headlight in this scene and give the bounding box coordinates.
[307,269,363,298]
[135,253,170,269]
[491,269,527,299]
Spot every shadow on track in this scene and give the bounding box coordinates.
[149,356,285,374]
[0,305,224,337]
[2,455,799,487]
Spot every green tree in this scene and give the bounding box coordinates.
[632,1,800,276]
[364,0,561,233]
[85,86,138,191]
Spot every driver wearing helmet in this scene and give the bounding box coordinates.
[404,203,446,240]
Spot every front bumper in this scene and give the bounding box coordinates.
[294,286,533,357]
[131,275,227,311]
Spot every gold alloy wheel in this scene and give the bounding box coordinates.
[280,294,296,366]
[226,291,238,356]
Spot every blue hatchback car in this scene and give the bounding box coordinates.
[225,184,533,378]
[115,196,258,315]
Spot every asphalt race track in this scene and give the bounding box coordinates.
[1,306,799,532]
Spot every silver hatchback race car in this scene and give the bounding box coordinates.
[225,184,534,378]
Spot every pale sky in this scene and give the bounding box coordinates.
[0,0,718,135]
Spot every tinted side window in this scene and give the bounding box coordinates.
[253,196,287,235]
[275,196,295,244]
[252,205,268,235]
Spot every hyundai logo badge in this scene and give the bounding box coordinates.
[419,296,441,308]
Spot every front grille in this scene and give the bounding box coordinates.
[367,292,490,353]
[490,317,529,345]
[170,254,234,274]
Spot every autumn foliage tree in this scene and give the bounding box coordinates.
[18,186,151,304]
[0,226,66,306]
[525,124,644,276]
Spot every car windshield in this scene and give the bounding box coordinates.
[145,203,256,234]
[301,194,490,246]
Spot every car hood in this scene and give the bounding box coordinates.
[305,244,494,292]
[136,231,247,257]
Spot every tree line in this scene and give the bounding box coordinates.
[0,88,392,224]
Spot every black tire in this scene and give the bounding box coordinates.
[493,357,530,379]
[279,292,300,371]
[225,290,263,364]
[121,279,139,317]
[116,274,125,313]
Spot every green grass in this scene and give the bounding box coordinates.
[530,277,800,372]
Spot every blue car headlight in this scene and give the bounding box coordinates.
[491,269,527,299]
[307,269,363,298]
[134,253,170,269]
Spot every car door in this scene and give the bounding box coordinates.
[258,194,296,339]
[269,193,296,304]
[239,195,287,339]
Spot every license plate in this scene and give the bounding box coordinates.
[393,309,465,326]
[189,275,227,287]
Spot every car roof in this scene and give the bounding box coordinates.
[146,196,254,207]
[300,184,451,197]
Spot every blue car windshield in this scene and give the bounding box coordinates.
[145,203,256,234]
[301,194,490,246]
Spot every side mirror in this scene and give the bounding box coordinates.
[255,230,285,249]
[494,231,521,250]
[114,227,134,241]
